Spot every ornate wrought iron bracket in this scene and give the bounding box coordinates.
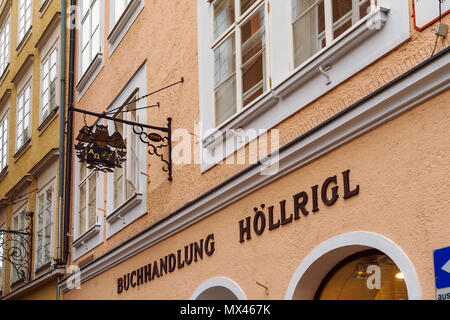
[0,212,33,282]
[69,107,173,181]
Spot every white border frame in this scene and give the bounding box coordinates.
[190,276,247,300]
[198,0,409,172]
[15,72,32,153]
[33,177,57,272]
[105,62,147,238]
[39,24,60,126]
[285,231,422,300]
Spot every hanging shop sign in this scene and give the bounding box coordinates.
[75,124,127,173]
[0,212,34,282]
[117,234,215,294]
[70,78,183,180]
[238,169,360,243]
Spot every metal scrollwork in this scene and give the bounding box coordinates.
[132,125,171,174]
[0,212,33,282]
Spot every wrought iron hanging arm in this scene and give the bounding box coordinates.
[69,107,173,181]
[0,212,33,282]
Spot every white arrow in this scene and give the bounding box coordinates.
[442,259,450,274]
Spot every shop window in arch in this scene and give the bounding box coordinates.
[315,250,408,300]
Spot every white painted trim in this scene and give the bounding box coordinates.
[38,25,60,127]
[76,0,105,100]
[72,157,104,261]
[33,178,57,273]
[107,0,143,56]
[190,277,247,300]
[198,0,408,171]
[105,63,147,239]
[284,232,422,300]
[58,49,449,292]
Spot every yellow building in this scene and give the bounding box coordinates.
[0,0,68,299]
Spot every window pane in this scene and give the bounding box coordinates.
[79,183,86,235]
[214,34,236,87]
[215,75,236,126]
[292,0,325,68]
[240,0,257,15]
[332,0,352,39]
[114,166,123,209]
[240,6,266,107]
[214,0,235,40]
[87,173,96,228]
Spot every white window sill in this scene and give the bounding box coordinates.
[38,106,59,135]
[0,166,8,182]
[107,0,143,55]
[76,53,103,99]
[16,27,32,53]
[72,224,101,250]
[106,193,143,238]
[14,138,31,162]
[0,63,10,86]
[274,7,390,97]
[200,7,394,172]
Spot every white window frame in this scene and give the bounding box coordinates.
[291,0,376,70]
[39,31,60,126]
[105,63,147,238]
[77,163,98,237]
[17,0,32,44]
[107,0,143,55]
[111,0,132,26]
[0,222,5,295]
[34,180,56,271]
[72,131,104,260]
[76,0,104,99]
[10,203,27,284]
[15,80,31,152]
[79,0,102,75]
[197,0,409,172]
[210,0,271,128]
[0,103,8,173]
[0,15,9,78]
[111,98,140,211]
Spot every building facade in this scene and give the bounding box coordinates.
[57,0,449,300]
[0,0,67,299]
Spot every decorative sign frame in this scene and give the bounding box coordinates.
[0,212,33,283]
[413,0,450,31]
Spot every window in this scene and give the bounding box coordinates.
[16,84,31,150]
[292,0,372,68]
[80,0,101,75]
[0,114,7,171]
[78,160,97,236]
[212,0,269,126]
[41,47,58,121]
[0,223,4,293]
[315,250,408,300]
[113,99,139,209]
[18,0,32,43]
[10,208,26,283]
[113,0,132,25]
[0,18,9,76]
[35,185,54,269]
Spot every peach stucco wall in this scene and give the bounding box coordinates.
[64,0,450,299]
[65,88,450,299]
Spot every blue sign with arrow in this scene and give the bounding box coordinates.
[434,246,450,289]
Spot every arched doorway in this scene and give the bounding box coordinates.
[191,277,247,300]
[285,232,421,300]
[315,249,408,300]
